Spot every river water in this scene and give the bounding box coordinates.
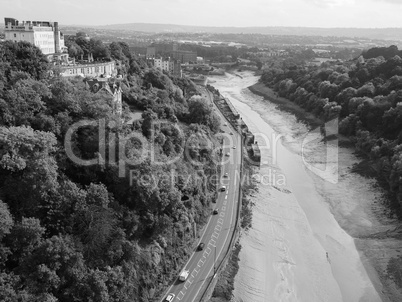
[209,72,387,302]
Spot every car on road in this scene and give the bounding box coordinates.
[179,269,189,281]
[225,152,230,157]
[164,293,175,302]
[223,122,228,126]
[197,243,205,251]
[220,186,226,192]
[232,146,236,149]
[223,173,228,178]
[213,208,219,215]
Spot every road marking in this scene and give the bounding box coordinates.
[160,212,215,300]
[215,225,222,231]
[198,260,203,266]
[206,246,212,254]
[225,195,228,200]
[185,280,191,288]
[210,238,216,246]
[218,218,223,224]
[222,206,226,211]
[219,212,225,217]
[189,124,238,302]
[212,232,219,239]
[223,200,227,206]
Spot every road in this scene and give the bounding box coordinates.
[160,88,242,302]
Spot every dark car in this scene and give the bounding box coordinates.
[213,208,219,215]
[197,243,205,251]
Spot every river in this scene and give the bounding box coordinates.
[208,72,390,302]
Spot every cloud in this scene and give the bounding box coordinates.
[304,0,354,7]
[376,0,402,4]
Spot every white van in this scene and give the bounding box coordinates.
[179,269,189,281]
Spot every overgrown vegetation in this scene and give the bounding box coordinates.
[0,39,222,301]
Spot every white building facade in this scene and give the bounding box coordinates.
[4,17,68,61]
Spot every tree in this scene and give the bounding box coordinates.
[109,42,126,62]
[21,235,87,300]
[141,109,158,139]
[0,126,58,216]
[67,42,84,59]
[1,77,50,126]
[0,200,13,240]
[0,41,50,80]
[188,96,213,126]
[8,217,45,262]
[90,39,110,61]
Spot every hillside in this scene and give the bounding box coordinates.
[96,23,402,40]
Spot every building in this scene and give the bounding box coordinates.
[172,50,197,64]
[146,47,156,59]
[85,78,123,116]
[153,57,181,77]
[4,17,68,62]
[151,42,178,54]
[60,61,116,77]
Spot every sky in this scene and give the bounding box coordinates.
[1,0,402,28]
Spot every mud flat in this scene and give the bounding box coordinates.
[208,72,400,302]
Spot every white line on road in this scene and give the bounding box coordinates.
[190,166,237,302]
[160,213,215,300]
[178,291,185,300]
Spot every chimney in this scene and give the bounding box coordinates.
[54,22,60,54]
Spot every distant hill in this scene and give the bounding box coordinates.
[97,23,402,41]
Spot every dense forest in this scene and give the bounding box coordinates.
[0,38,222,301]
[259,45,402,215]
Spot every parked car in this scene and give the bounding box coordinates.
[179,270,189,281]
[223,173,229,178]
[197,243,205,251]
[164,293,175,302]
[220,186,226,192]
[225,152,230,157]
[232,146,236,149]
[213,208,219,215]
